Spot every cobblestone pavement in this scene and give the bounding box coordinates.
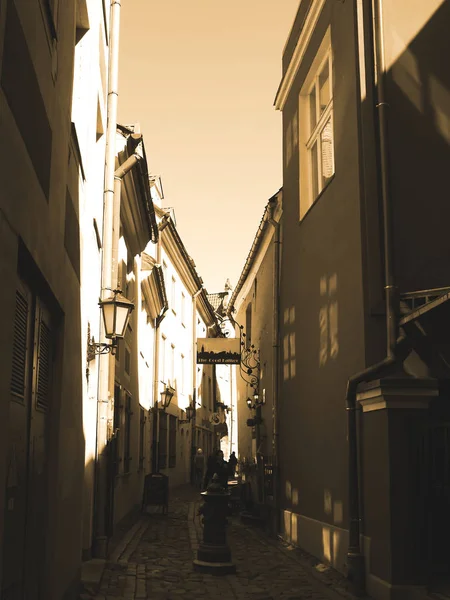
[80,485,355,600]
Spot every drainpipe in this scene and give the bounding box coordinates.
[151,217,170,473]
[111,150,144,285]
[345,0,401,592]
[191,288,202,483]
[93,0,121,559]
[267,196,281,535]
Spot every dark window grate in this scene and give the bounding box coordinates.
[36,320,51,411]
[10,290,28,399]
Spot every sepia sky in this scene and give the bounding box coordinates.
[118,0,299,293]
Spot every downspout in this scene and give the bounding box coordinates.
[191,288,202,483]
[267,197,281,535]
[151,217,170,473]
[345,0,401,592]
[111,150,144,285]
[93,0,121,559]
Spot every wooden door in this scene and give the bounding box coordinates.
[2,280,52,600]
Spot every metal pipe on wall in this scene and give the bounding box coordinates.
[151,217,170,473]
[93,0,122,559]
[191,288,202,483]
[345,0,401,592]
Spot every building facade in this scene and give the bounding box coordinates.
[148,201,220,488]
[275,1,450,599]
[227,191,282,523]
[0,1,88,597]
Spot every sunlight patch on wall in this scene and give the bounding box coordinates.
[319,274,339,366]
[324,489,332,515]
[292,487,299,507]
[283,306,296,381]
[392,46,422,113]
[430,75,450,145]
[284,510,292,543]
[285,479,292,501]
[333,530,341,567]
[285,111,298,168]
[291,512,298,544]
[333,501,343,525]
[322,526,331,562]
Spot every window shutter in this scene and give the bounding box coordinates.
[10,289,29,399]
[35,303,52,412]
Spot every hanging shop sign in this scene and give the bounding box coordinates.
[196,337,241,364]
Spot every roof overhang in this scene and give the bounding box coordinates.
[141,253,167,323]
[118,133,158,256]
[274,0,326,111]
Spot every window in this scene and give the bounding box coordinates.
[158,412,168,469]
[113,385,121,476]
[245,303,252,349]
[299,29,334,219]
[181,354,185,393]
[161,335,166,383]
[202,372,206,408]
[168,415,176,468]
[124,392,133,473]
[181,292,186,326]
[124,345,131,376]
[170,344,175,384]
[171,276,176,313]
[139,407,145,470]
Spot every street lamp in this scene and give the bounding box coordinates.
[87,289,134,361]
[179,403,195,424]
[160,384,175,411]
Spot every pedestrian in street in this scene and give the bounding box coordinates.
[194,448,204,489]
[214,449,229,489]
[228,451,238,479]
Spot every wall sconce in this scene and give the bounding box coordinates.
[246,389,261,410]
[159,384,175,411]
[87,289,134,361]
[179,403,195,424]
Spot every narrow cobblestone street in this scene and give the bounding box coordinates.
[80,486,354,600]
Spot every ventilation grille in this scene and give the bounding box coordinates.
[10,290,28,399]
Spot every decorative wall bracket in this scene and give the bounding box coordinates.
[220,316,262,408]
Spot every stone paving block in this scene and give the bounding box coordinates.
[78,484,360,600]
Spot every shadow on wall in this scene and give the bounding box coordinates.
[380,0,450,291]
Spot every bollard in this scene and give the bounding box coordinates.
[193,473,236,575]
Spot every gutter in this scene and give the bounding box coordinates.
[267,195,282,534]
[345,0,400,592]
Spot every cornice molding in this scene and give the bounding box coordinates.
[274,0,326,111]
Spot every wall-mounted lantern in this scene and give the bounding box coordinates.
[160,384,175,411]
[179,402,195,424]
[87,289,134,361]
[246,388,261,410]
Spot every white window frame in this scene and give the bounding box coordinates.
[299,28,334,220]
[181,292,186,326]
[170,343,175,384]
[161,334,167,383]
[171,276,176,314]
